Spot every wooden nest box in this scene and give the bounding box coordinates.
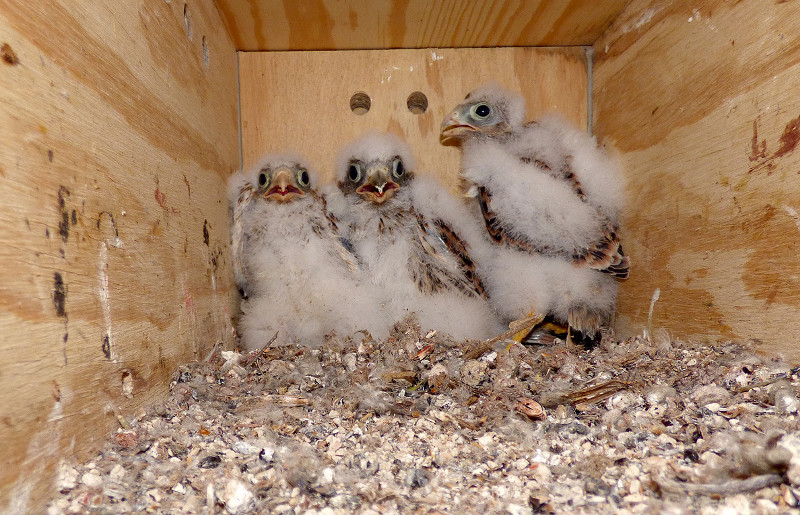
[2,0,799,510]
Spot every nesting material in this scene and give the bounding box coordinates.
[47,321,800,514]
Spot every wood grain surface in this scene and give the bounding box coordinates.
[594,0,800,362]
[217,0,627,50]
[0,1,238,510]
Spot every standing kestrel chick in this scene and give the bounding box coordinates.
[229,154,380,349]
[441,83,629,346]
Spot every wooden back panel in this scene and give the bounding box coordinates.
[239,47,588,190]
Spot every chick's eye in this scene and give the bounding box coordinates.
[348,164,361,182]
[471,103,491,119]
[258,172,269,187]
[297,169,310,187]
[392,159,404,179]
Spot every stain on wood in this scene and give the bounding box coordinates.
[594,0,800,362]
[749,115,800,174]
[52,272,67,318]
[1,41,18,64]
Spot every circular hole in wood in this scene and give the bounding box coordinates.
[350,92,371,115]
[407,91,428,114]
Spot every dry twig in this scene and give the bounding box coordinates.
[243,332,279,368]
[733,366,800,393]
[567,379,629,406]
[655,474,784,496]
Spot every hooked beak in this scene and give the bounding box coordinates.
[265,167,304,202]
[440,110,476,140]
[356,167,399,204]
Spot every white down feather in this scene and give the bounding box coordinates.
[228,155,384,349]
[326,132,504,340]
[446,82,628,331]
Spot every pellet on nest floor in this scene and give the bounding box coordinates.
[47,318,800,514]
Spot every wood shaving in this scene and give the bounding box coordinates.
[46,317,800,513]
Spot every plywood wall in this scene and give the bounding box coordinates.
[0,1,239,511]
[239,47,587,190]
[218,0,627,51]
[594,0,800,362]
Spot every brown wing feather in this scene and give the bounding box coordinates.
[411,212,487,299]
[432,218,488,298]
[309,192,359,273]
[478,186,539,253]
[519,154,587,202]
[573,227,630,279]
[230,182,256,295]
[480,187,630,279]
[561,157,588,202]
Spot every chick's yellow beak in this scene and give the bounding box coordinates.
[265,167,304,202]
[356,166,398,204]
[440,109,475,139]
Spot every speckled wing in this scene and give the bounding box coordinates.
[478,186,629,279]
[477,186,537,253]
[572,225,630,279]
[411,211,487,298]
[312,194,359,274]
[230,181,256,296]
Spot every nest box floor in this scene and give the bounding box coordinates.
[47,319,800,514]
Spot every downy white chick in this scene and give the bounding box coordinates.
[440,82,629,346]
[324,131,504,341]
[228,154,381,349]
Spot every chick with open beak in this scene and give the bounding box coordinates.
[321,131,504,341]
[227,154,386,349]
[336,135,413,206]
[260,163,312,202]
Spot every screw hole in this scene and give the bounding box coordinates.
[407,91,428,114]
[350,92,371,115]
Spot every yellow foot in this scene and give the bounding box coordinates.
[483,312,545,349]
[509,312,545,343]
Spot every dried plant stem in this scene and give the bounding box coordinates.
[243,331,279,368]
[656,474,784,496]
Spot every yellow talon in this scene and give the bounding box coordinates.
[512,326,533,343]
[483,312,544,350]
[509,311,541,343]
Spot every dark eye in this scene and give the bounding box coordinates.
[392,158,404,179]
[297,169,310,187]
[471,103,491,119]
[348,163,361,182]
[258,172,268,187]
